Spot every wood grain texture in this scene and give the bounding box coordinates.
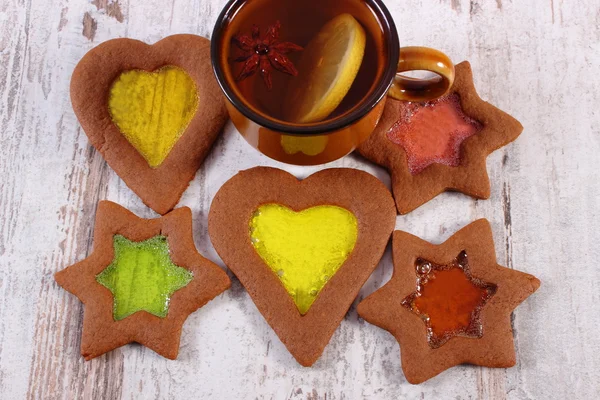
[0,0,598,398]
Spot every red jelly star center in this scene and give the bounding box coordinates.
[387,93,483,175]
[402,251,497,349]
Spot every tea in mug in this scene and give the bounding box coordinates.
[223,0,390,124]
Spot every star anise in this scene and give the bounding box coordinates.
[232,21,303,90]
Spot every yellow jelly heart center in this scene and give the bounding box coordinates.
[108,66,198,168]
[249,204,358,315]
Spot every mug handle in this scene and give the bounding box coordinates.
[388,46,455,102]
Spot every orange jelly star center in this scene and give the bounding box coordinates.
[387,93,483,175]
[402,251,497,349]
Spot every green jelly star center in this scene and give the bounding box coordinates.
[96,235,193,321]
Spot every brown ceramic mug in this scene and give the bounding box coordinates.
[211,0,455,165]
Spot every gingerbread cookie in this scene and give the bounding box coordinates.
[71,35,228,215]
[358,61,523,214]
[208,167,396,366]
[357,219,540,384]
[55,201,230,360]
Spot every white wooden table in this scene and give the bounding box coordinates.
[1,0,599,398]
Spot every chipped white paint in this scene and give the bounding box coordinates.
[1,0,599,398]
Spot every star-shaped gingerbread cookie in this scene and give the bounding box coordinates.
[55,201,230,360]
[357,219,540,384]
[358,61,523,214]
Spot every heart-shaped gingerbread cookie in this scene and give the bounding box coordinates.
[71,35,228,214]
[208,167,396,366]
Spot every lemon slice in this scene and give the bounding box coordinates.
[284,14,366,124]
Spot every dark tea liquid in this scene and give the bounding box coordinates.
[223,0,388,124]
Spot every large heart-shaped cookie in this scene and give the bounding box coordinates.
[208,167,396,366]
[71,35,228,214]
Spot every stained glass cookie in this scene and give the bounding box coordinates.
[55,201,230,360]
[358,61,523,214]
[208,167,396,366]
[70,35,228,215]
[357,219,540,384]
